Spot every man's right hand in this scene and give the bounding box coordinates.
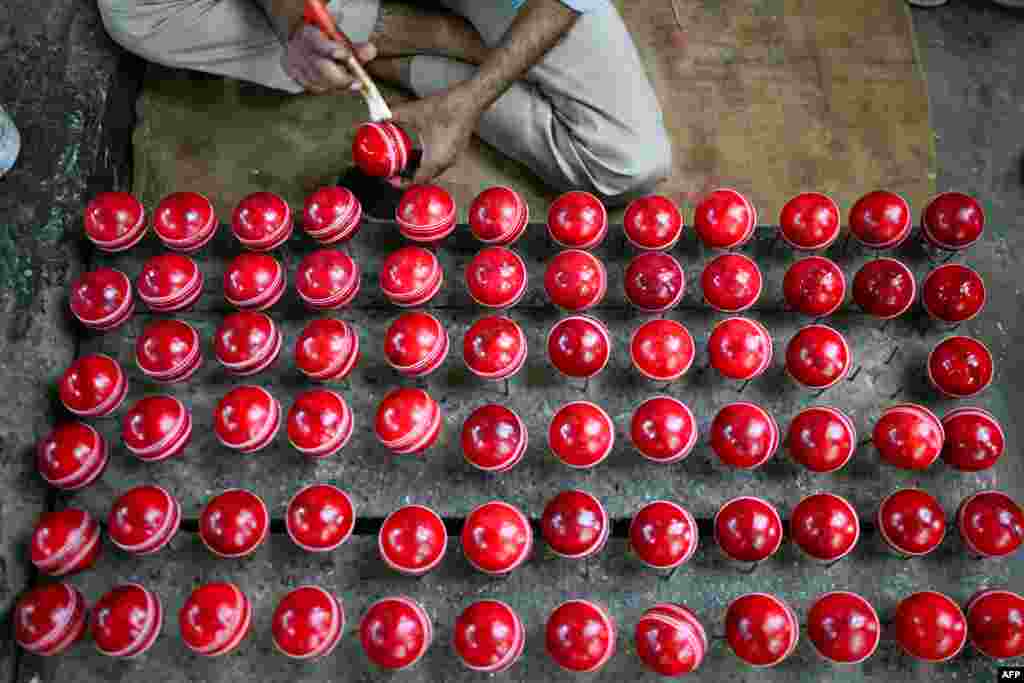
[282,25,376,95]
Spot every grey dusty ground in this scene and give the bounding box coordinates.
[2,1,1023,682]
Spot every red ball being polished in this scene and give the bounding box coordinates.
[630,396,698,464]
[544,249,607,311]
[462,501,532,575]
[785,406,856,473]
[453,600,526,673]
[547,315,610,379]
[108,485,180,556]
[725,593,799,667]
[967,589,1024,659]
[84,192,147,252]
[286,484,355,553]
[294,318,360,382]
[36,421,108,490]
[779,192,841,250]
[379,505,447,575]
[463,315,527,380]
[942,407,1004,472]
[30,508,101,576]
[549,401,615,468]
[360,597,433,670]
[894,591,967,662]
[634,603,706,676]
[465,247,527,308]
[214,311,282,376]
[135,318,203,384]
[849,190,912,248]
[714,496,783,563]
[374,387,442,455]
[468,186,529,245]
[396,184,456,242]
[701,253,762,313]
[70,268,134,331]
[541,490,610,559]
[379,246,443,307]
[624,251,685,312]
[623,194,684,250]
[58,353,127,418]
[302,186,361,245]
[807,592,880,664]
[223,252,286,310]
[179,582,252,657]
[923,264,986,324]
[545,600,616,673]
[15,583,87,656]
[137,253,202,313]
[352,121,412,178]
[91,584,163,658]
[785,324,850,389]
[272,586,345,660]
[199,489,269,558]
[693,188,757,249]
[790,492,860,562]
[461,404,527,472]
[877,488,946,557]
[630,319,695,381]
[629,500,698,569]
[707,317,773,381]
[295,249,361,310]
[710,402,780,470]
[922,191,985,251]
[958,490,1024,558]
[384,312,449,377]
[928,335,994,398]
[853,258,916,319]
[213,385,281,453]
[547,191,608,249]
[122,395,191,462]
[873,404,944,470]
[153,191,218,252]
[231,191,293,251]
[286,389,353,458]
[782,256,846,317]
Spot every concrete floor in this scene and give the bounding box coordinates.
[1,1,1023,682]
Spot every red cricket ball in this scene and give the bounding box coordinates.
[294,318,360,382]
[213,385,281,453]
[623,194,684,250]
[58,353,127,417]
[84,191,147,252]
[136,253,203,313]
[384,311,449,377]
[463,315,527,380]
[873,404,944,470]
[849,190,911,248]
[379,504,447,575]
[782,256,846,317]
[214,311,282,376]
[922,263,986,323]
[379,245,443,306]
[630,396,698,464]
[630,319,695,381]
[966,589,1024,659]
[91,583,163,658]
[545,600,616,672]
[629,500,698,569]
[122,394,193,462]
[465,247,527,308]
[714,496,783,563]
[701,253,762,313]
[707,317,773,381]
[928,335,993,398]
[693,188,757,249]
[153,191,218,252]
[135,318,203,383]
[549,401,615,468]
[461,404,527,472]
[468,186,529,245]
[199,488,269,558]
[14,583,88,656]
[30,508,101,576]
[547,315,610,379]
[958,490,1024,558]
[302,186,362,244]
[547,191,608,249]
[272,586,345,659]
[941,407,1004,472]
[724,593,799,666]
[544,249,607,311]
[36,421,108,490]
[453,600,526,673]
[374,387,442,455]
[231,191,293,251]
[893,591,967,661]
[223,252,286,310]
[295,249,361,310]
[790,492,860,562]
[710,402,779,469]
[107,484,181,555]
[785,324,850,389]
[785,406,856,473]
[877,488,946,556]
[624,251,685,312]
[286,389,354,458]
[360,597,433,670]
[396,183,456,242]
[179,582,252,657]
[352,121,412,178]
[286,484,355,553]
[462,501,532,575]
[852,258,916,319]
[807,592,880,664]
[634,603,706,676]
[541,489,609,559]
[779,192,841,250]
[922,191,984,251]
[70,268,134,331]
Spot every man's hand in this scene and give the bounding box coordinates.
[390,85,481,185]
[282,25,377,94]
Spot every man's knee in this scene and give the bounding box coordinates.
[572,120,673,206]
[97,0,150,59]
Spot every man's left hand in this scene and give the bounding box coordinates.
[389,86,481,185]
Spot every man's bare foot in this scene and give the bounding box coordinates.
[370,1,490,65]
